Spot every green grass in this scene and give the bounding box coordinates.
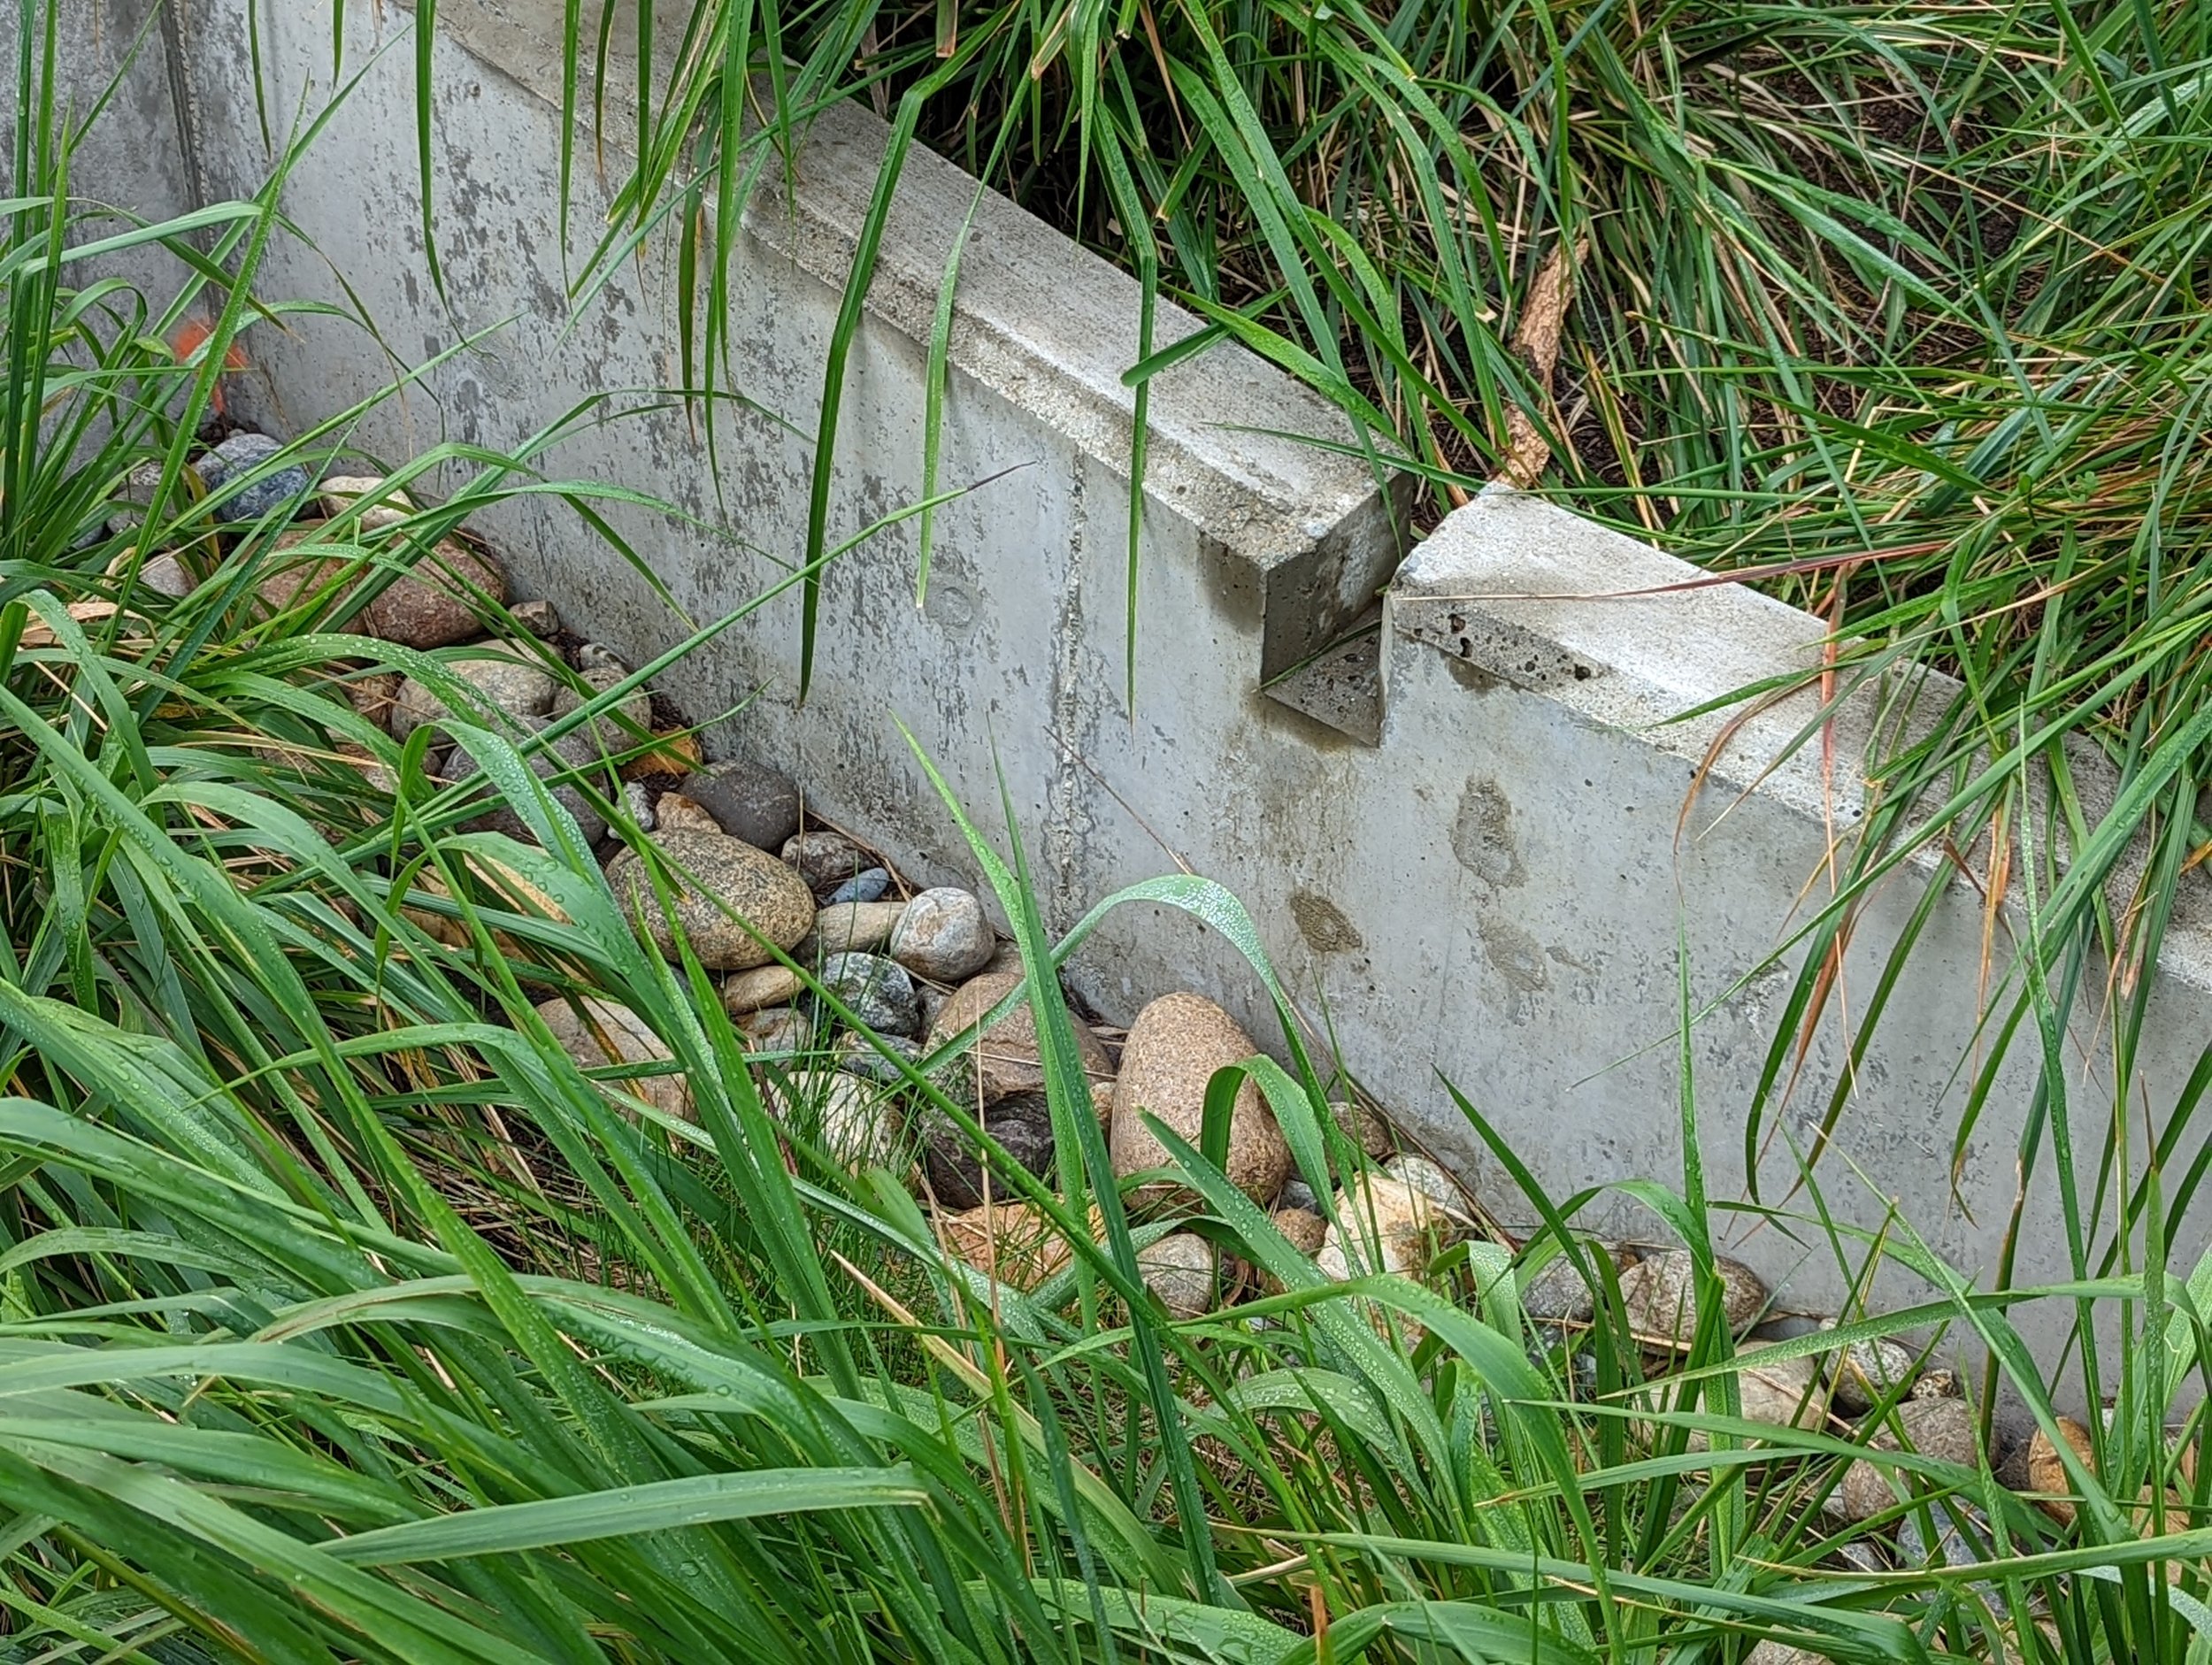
[8,0,2212,1658]
[503,0,2212,1158]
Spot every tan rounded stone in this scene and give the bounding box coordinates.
[2028,1416,2096,1526]
[928,966,1113,1105]
[344,670,404,732]
[1616,1248,1768,1347]
[1330,1098,1393,1160]
[802,900,908,959]
[390,650,557,742]
[1273,1208,1327,1256]
[763,1069,899,1170]
[605,829,814,971]
[1837,1395,1981,1522]
[1137,1232,1216,1320]
[1110,992,1288,1206]
[1316,1168,1455,1281]
[1680,1353,1830,1453]
[935,1201,1079,1292]
[723,963,804,1015]
[652,794,720,834]
[537,995,690,1122]
[736,1006,810,1053]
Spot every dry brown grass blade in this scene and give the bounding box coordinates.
[18,600,126,648]
[1495,241,1582,489]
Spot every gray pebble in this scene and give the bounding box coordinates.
[918,1087,1057,1209]
[834,1032,926,1086]
[450,717,610,846]
[1519,1247,1604,1324]
[510,598,559,636]
[826,867,891,905]
[686,760,803,852]
[198,433,311,522]
[622,779,657,832]
[888,886,996,983]
[138,552,196,599]
[817,952,920,1037]
[737,1006,810,1053]
[782,831,871,894]
[1278,1177,1318,1214]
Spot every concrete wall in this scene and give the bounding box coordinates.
[1,0,197,387]
[99,0,2212,1370]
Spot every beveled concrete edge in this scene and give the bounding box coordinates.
[395,0,1395,587]
[1390,485,2212,992]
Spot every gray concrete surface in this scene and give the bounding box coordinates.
[1,0,197,399]
[72,0,2211,1383]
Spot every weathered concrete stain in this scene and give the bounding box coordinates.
[1480,915,1550,996]
[1452,775,1525,888]
[1289,888,1363,953]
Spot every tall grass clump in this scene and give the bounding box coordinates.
[7,2,2212,1661]
[464,0,2212,1132]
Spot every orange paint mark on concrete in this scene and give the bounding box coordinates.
[169,319,250,415]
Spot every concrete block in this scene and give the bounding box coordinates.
[64,0,2208,1392]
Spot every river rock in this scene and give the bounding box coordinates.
[1278,1177,1318,1215]
[510,598,558,636]
[450,718,611,846]
[1317,1167,1456,1280]
[683,759,803,852]
[2026,1417,2096,1525]
[1273,1208,1327,1256]
[916,984,950,1037]
[1138,1233,1215,1320]
[737,1006,809,1053]
[1519,1246,1607,1324]
[1110,992,1288,1206]
[817,953,919,1036]
[653,794,720,834]
[605,829,816,970]
[1616,1248,1768,1347]
[782,830,872,895]
[803,900,907,959]
[260,526,506,648]
[826,868,891,906]
[140,552,196,599]
[723,963,803,1015]
[929,966,1115,1105]
[1746,1644,1827,1665]
[346,671,404,732]
[537,995,690,1122]
[834,1032,926,1086]
[1827,1331,1919,1412]
[1386,1155,1461,1213]
[1684,1353,1828,1451]
[318,474,416,530]
[765,1069,899,1170]
[1332,1098,1393,1160]
[390,651,557,742]
[918,1088,1056,1209]
[549,658,653,755]
[1837,1396,1982,1522]
[936,1201,1076,1292]
[108,459,173,535]
[199,432,311,521]
[621,779,657,831]
[370,539,505,648]
[889,887,995,982]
